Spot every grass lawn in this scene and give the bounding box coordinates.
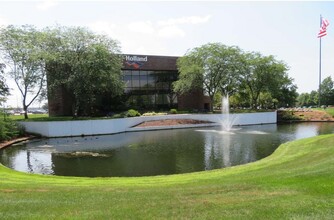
[9,114,99,122]
[314,107,334,116]
[324,107,334,117]
[9,114,52,121]
[1,134,334,219]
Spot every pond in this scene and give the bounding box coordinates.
[1,122,334,177]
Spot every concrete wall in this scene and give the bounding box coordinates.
[20,112,277,138]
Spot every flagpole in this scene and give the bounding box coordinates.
[318,15,322,107]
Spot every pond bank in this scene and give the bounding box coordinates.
[0,136,35,150]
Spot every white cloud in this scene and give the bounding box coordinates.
[88,21,117,36]
[36,0,59,11]
[158,15,211,26]
[87,15,211,55]
[127,21,154,34]
[158,25,185,38]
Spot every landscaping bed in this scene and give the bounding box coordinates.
[278,108,334,122]
[135,119,213,127]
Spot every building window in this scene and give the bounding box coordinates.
[122,69,178,109]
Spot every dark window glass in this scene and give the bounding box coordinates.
[122,69,179,108]
[147,71,156,89]
[140,71,148,88]
[123,75,132,88]
[123,70,132,75]
[156,94,168,105]
[132,75,140,87]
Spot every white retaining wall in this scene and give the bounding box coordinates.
[19,112,277,137]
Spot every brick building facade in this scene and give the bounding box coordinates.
[48,54,211,116]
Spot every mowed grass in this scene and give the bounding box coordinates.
[1,134,334,219]
[314,107,334,117]
[324,107,334,117]
[8,114,81,122]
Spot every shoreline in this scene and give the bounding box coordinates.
[0,136,35,150]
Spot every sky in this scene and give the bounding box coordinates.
[1,0,334,108]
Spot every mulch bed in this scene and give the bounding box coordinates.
[293,110,334,121]
[0,136,35,150]
[135,119,213,127]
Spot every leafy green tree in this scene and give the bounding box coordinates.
[297,93,310,107]
[0,25,46,119]
[309,90,319,106]
[297,90,320,107]
[46,26,124,116]
[273,81,298,108]
[230,92,250,108]
[213,93,222,110]
[258,92,274,109]
[320,76,334,106]
[0,63,9,104]
[239,52,293,109]
[174,43,243,111]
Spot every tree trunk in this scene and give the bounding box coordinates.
[251,98,257,109]
[23,105,28,119]
[209,95,214,112]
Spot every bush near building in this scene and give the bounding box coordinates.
[0,118,25,142]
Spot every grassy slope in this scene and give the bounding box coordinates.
[9,114,72,121]
[324,107,334,117]
[1,134,334,219]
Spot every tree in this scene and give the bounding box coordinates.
[0,63,9,104]
[272,78,298,108]
[239,52,293,109]
[0,25,46,119]
[309,90,319,106]
[258,92,274,109]
[297,90,320,107]
[320,76,334,106]
[297,93,310,107]
[46,26,124,116]
[174,43,243,111]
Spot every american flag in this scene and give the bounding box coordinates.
[318,18,329,38]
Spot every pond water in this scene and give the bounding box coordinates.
[1,122,334,177]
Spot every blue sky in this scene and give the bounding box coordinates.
[1,1,334,107]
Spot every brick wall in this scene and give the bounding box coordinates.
[48,85,73,116]
[178,90,211,111]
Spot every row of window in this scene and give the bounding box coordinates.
[122,70,178,108]
[126,94,177,108]
[122,70,178,92]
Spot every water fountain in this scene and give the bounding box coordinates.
[221,95,237,132]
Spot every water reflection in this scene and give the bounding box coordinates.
[201,124,279,170]
[1,122,333,177]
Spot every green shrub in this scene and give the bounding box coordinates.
[142,111,156,116]
[169,109,178,114]
[126,109,141,117]
[142,112,168,116]
[280,111,302,121]
[0,119,26,142]
[156,112,167,116]
[111,113,125,119]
